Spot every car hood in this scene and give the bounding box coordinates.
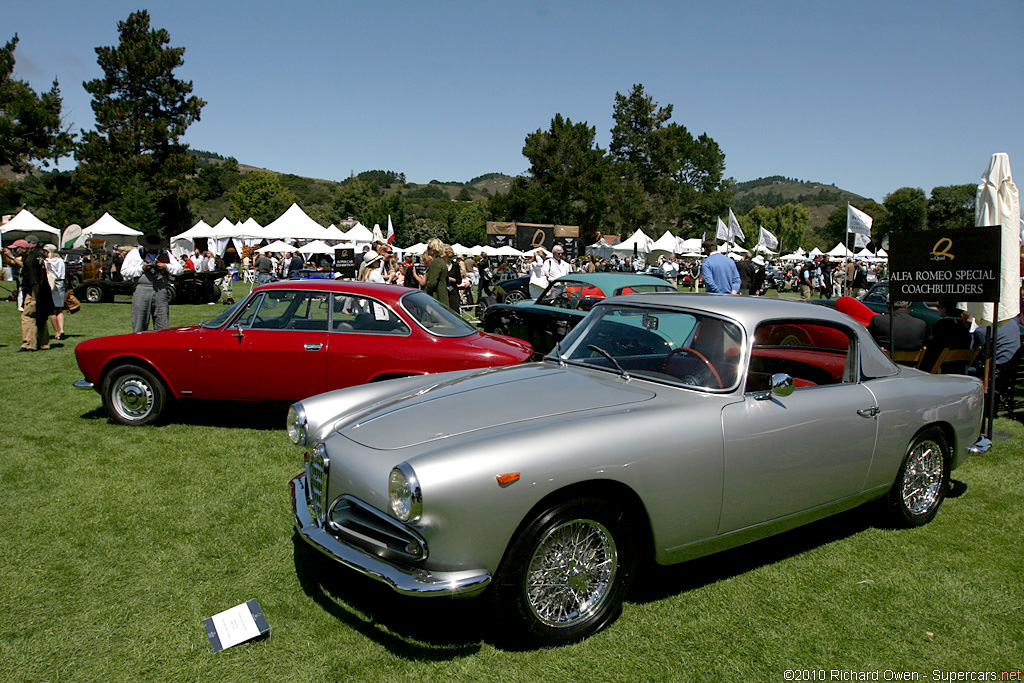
[340,363,656,450]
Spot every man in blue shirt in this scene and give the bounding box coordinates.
[701,240,741,294]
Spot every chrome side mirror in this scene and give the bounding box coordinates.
[753,372,795,400]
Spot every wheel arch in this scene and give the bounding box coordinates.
[100,356,178,400]
[498,478,655,570]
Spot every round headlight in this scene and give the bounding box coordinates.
[388,463,422,522]
[287,403,308,446]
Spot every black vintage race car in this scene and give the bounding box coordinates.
[76,269,228,305]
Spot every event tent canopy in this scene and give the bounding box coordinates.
[612,229,653,254]
[257,240,297,253]
[79,212,143,245]
[263,203,329,240]
[298,240,334,255]
[649,230,680,255]
[0,209,60,244]
[828,243,853,257]
[342,222,374,243]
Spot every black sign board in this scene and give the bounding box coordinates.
[486,222,579,259]
[888,227,1001,302]
[334,248,357,280]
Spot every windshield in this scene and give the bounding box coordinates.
[201,296,248,328]
[553,303,744,391]
[400,290,476,337]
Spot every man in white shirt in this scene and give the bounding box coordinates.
[121,231,183,332]
[542,244,572,284]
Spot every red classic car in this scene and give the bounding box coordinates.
[74,281,533,425]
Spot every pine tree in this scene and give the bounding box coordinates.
[75,10,205,235]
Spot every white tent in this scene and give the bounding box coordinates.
[324,224,347,242]
[263,203,329,241]
[780,252,805,261]
[585,238,619,259]
[875,248,888,258]
[808,247,824,257]
[171,219,211,256]
[494,245,526,257]
[854,247,875,258]
[404,242,427,255]
[828,243,853,258]
[298,240,334,255]
[649,230,680,256]
[257,240,297,253]
[451,243,476,256]
[0,209,60,244]
[79,212,143,246]
[678,237,702,254]
[611,229,653,254]
[342,222,374,243]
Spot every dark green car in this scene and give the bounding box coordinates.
[482,272,677,356]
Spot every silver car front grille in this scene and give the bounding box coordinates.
[307,444,328,524]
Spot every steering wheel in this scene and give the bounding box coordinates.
[661,346,723,389]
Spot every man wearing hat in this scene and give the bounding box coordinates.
[121,231,182,333]
[751,255,767,295]
[18,234,54,351]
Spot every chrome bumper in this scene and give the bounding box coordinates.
[73,379,95,390]
[968,436,992,454]
[290,472,491,597]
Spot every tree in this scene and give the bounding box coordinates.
[745,203,811,254]
[609,84,730,233]
[492,114,617,245]
[75,10,205,234]
[879,187,928,239]
[928,184,976,231]
[0,35,74,173]
[228,170,295,224]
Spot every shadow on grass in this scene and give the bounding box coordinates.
[79,400,287,430]
[291,533,485,659]
[630,504,876,604]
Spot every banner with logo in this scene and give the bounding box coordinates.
[728,209,744,242]
[757,226,778,251]
[846,204,873,236]
[888,227,1001,302]
[716,217,730,242]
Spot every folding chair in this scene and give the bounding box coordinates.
[888,347,926,368]
[927,347,980,375]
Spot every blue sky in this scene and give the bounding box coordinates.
[6,1,1023,202]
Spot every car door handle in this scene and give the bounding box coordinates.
[857,407,880,418]
[304,343,323,351]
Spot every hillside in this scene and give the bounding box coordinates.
[731,176,867,231]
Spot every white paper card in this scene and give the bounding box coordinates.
[210,602,261,650]
[373,302,388,320]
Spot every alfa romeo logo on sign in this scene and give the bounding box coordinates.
[889,227,1001,302]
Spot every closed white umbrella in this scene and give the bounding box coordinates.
[967,153,1020,325]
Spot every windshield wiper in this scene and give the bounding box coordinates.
[587,344,630,380]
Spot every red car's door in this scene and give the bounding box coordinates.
[325,293,421,387]
[196,290,329,402]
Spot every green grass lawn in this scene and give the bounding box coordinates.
[0,282,1021,682]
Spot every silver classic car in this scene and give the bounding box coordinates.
[288,293,990,645]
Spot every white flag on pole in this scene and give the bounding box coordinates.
[386,215,395,245]
[846,204,873,236]
[728,209,745,242]
[716,217,730,241]
[853,232,870,248]
[757,226,779,251]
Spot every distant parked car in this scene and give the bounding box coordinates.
[74,281,532,425]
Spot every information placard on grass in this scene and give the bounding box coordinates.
[203,599,270,652]
[888,226,1001,302]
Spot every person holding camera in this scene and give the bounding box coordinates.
[121,231,182,333]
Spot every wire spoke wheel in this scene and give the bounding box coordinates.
[901,438,944,516]
[525,519,617,629]
[887,427,949,527]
